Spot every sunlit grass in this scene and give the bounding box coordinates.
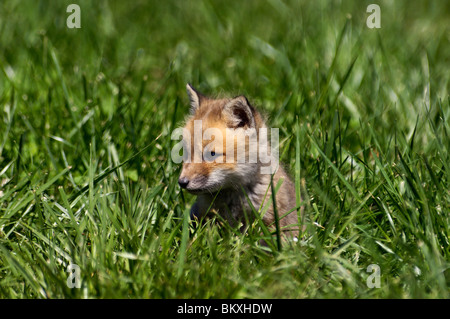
[0,0,449,298]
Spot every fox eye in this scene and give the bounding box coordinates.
[203,150,222,162]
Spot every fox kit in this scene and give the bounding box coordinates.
[178,84,300,238]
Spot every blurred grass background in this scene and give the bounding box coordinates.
[0,0,449,298]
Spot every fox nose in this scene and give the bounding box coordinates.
[178,177,189,189]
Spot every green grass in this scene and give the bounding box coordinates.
[0,0,449,298]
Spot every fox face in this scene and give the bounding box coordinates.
[178,84,266,194]
[176,84,299,237]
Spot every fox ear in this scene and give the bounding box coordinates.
[186,83,205,113]
[224,96,255,128]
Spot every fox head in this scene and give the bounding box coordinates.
[177,84,272,194]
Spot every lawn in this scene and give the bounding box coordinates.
[0,0,449,298]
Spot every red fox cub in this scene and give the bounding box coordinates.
[177,84,300,239]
